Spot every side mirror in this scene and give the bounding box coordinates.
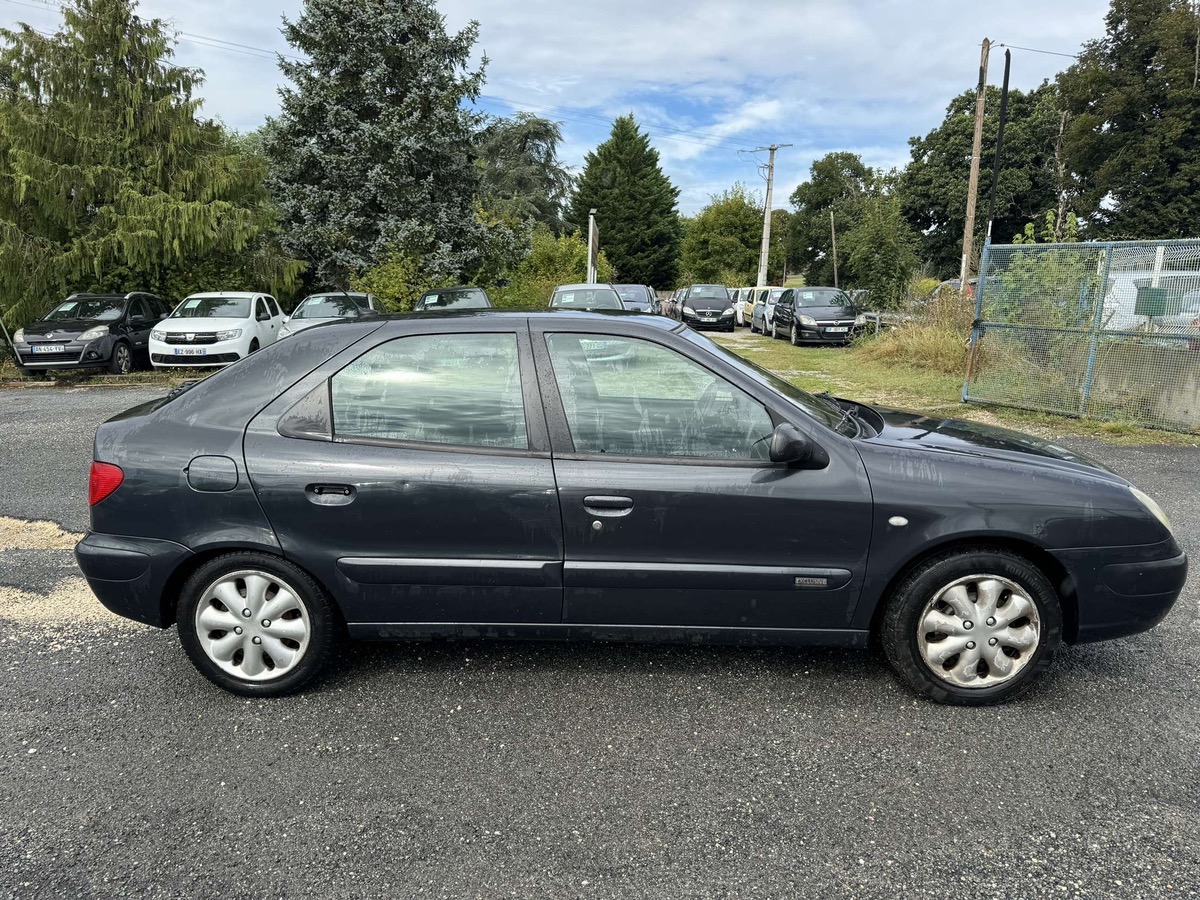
[257,311,270,322]
[769,422,825,467]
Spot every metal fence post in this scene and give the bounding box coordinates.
[1079,244,1114,417]
[961,240,992,402]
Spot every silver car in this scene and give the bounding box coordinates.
[750,287,788,334]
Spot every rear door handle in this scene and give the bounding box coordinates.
[306,483,356,506]
[583,495,634,517]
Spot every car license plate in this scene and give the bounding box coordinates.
[824,326,849,334]
[173,348,207,356]
[31,344,66,353]
[702,317,716,323]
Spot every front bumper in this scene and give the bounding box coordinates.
[682,314,736,330]
[13,336,116,370]
[794,324,862,343]
[1052,538,1188,643]
[75,531,194,628]
[149,336,244,367]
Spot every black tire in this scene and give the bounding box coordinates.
[176,552,337,697]
[248,338,260,353]
[18,367,47,379]
[106,341,132,375]
[770,320,781,340]
[750,319,758,334]
[789,323,800,346]
[881,547,1062,706]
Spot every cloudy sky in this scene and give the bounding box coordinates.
[6,0,1109,213]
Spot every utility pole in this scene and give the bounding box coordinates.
[830,210,839,289]
[959,38,990,293]
[586,209,599,283]
[754,143,791,287]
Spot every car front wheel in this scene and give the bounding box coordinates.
[177,553,336,697]
[107,341,132,375]
[790,324,800,346]
[771,320,779,339]
[880,548,1062,705]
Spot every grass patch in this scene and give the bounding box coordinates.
[712,330,1199,446]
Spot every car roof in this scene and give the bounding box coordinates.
[184,292,264,299]
[554,283,618,291]
[364,308,677,329]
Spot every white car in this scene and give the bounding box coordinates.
[150,292,284,368]
[279,292,378,339]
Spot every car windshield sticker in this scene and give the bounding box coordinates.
[183,298,201,309]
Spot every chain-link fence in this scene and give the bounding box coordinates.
[963,240,1200,433]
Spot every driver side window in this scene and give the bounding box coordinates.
[545,334,773,460]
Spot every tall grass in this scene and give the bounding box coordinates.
[853,280,975,375]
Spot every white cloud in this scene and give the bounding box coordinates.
[3,0,1110,211]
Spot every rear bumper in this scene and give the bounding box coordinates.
[75,531,193,628]
[1052,539,1188,643]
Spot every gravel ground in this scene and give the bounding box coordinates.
[1,387,1197,899]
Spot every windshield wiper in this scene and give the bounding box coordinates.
[832,402,862,436]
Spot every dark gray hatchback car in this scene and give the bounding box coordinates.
[75,311,1187,704]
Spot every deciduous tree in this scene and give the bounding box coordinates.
[678,185,762,286]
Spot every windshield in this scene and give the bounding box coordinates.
[550,288,623,310]
[688,285,729,300]
[614,285,652,305]
[679,328,856,435]
[172,296,251,319]
[795,289,852,308]
[417,289,489,310]
[293,296,366,319]
[766,288,786,303]
[45,298,124,321]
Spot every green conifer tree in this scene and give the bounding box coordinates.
[265,0,486,287]
[566,115,681,288]
[0,0,296,327]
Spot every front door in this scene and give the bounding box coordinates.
[532,326,873,632]
[244,323,563,626]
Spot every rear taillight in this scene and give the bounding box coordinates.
[89,462,124,507]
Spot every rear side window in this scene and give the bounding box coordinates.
[331,333,528,450]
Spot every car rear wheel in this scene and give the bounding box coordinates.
[177,553,336,697]
[790,323,800,346]
[880,548,1062,705]
[107,341,132,375]
[771,320,779,339]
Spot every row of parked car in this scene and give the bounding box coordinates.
[658,284,869,345]
[6,285,494,376]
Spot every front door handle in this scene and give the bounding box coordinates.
[583,495,634,517]
[306,483,356,506]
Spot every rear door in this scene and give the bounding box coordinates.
[244,319,563,627]
[531,322,873,632]
[125,296,155,356]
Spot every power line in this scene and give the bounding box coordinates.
[995,42,1079,60]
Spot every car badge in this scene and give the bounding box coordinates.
[45,331,55,339]
[186,333,195,342]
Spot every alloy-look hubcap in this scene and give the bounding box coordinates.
[195,570,311,681]
[917,574,1041,689]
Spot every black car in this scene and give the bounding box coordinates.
[413,286,491,312]
[679,284,736,331]
[771,287,864,345]
[613,285,655,313]
[12,292,171,375]
[75,311,1187,705]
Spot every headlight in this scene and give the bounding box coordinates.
[278,326,292,338]
[78,326,109,341]
[150,329,166,341]
[1130,486,1173,534]
[13,328,24,342]
[798,315,817,326]
[682,306,695,316]
[854,314,868,326]
[215,329,242,341]
[721,308,734,316]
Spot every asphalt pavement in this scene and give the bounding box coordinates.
[1,386,1198,899]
